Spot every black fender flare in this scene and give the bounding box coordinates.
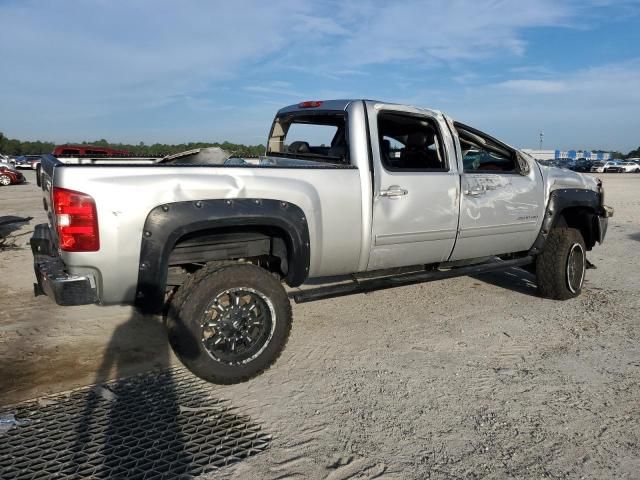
[135,198,310,313]
[529,188,603,254]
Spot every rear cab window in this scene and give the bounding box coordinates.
[267,111,349,165]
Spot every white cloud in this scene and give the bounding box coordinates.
[497,80,569,94]
[424,60,640,151]
[244,85,304,98]
[0,0,637,149]
[0,0,305,117]
[334,0,573,65]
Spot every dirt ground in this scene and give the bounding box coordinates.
[1,170,638,479]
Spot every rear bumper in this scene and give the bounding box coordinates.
[30,224,98,306]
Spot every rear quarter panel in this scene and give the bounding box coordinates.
[54,165,363,304]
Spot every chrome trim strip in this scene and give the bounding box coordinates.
[459,221,538,238]
[375,229,457,246]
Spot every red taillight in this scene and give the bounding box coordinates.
[52,187,99,251]
[299,100,323,108]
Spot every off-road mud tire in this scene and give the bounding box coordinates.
[166,263,292,384]
[536,227,586,300]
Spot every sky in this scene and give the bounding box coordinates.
[1,0,639,151]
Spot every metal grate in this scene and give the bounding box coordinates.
[0,367,271,479]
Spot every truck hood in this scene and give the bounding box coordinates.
[539,164,600,193]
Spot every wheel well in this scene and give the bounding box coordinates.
[167,226,292,284]
[556,207,598,250]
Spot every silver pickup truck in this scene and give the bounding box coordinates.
[31,99,613,384]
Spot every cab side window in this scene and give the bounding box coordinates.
[378,112,448,171]
[463,149,515,172]
[456,124,517,173]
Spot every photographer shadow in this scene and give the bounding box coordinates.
[69,310,193,478]
[65,303,272,478]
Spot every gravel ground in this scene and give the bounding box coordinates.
[0,170,638,479]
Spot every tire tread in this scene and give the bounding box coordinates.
[166,262,292,384]
[536,227,585,300]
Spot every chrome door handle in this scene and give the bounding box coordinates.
[380,186,408,199]
[464,187,485,196]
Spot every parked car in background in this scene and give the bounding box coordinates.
[568,159,594,173]
[53,145,131,157]
[537,159,566,168]
[590,161,618,173]
[606,162,640,173]
[13,155,42,169]
[0,162,25,186]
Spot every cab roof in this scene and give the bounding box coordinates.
[277,99,442,117]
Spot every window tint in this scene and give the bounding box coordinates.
[463,149,515,172]
[377,112,447,171]
[456,124,516,173]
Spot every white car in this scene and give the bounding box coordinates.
[590,161,618,173]
[610,162,640,173]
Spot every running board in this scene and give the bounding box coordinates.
[290,256,535,304]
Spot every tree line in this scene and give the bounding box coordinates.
[2,131,639,160]
[611,146,640,159]
[0,132,266,158]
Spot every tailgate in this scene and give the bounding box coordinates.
[37,154,60,247]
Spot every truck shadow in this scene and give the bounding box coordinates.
[65,300,270,477]
[472,267,539,297]
[629,232,640,243]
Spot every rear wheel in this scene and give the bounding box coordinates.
[536,227,586,300]
[0,175,11,186]
[166,263,292,384]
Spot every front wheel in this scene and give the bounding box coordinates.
[166,263,292,384]
[536,227,586,300]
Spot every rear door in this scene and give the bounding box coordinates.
[449,123,544,261]
[366,106,460,270]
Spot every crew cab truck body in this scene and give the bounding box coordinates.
[31,99,613,384]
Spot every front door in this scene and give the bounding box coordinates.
[367,108,460,271]
[449,123,544,261]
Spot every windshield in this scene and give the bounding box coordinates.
[267,112,348,165]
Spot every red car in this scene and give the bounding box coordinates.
[0,163,25,186]
[52,145,131,157]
